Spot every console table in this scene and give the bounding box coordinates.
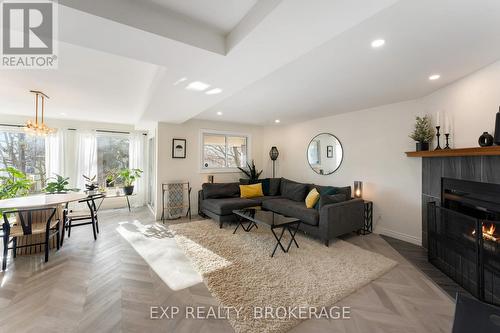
[161,182,191,222]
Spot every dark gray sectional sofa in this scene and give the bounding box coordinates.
[198,178,364,246]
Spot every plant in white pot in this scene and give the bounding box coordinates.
[409,115,435,151]
[119,168,143,195]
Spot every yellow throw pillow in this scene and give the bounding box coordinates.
[305,188,320,208]
[240,183,264,198]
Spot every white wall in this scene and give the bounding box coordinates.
[260,59,500,245]
[155,119,263,219]
[422,60,500,148]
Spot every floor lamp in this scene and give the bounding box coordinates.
[269,146,279,178]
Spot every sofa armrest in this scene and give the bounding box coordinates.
[319,198,364,241]
[198,190,204,215]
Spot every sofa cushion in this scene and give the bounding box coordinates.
[268,178,281,196]
[249,196,283,205]
[280,178,308,202]
[202,183,240,199]
[262,198,319,226]
[201,198,258,215]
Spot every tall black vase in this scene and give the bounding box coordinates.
[494,107,500,145]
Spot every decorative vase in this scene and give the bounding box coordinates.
[416,142,429,151]
[494,106,500,145]
[123,185,134,195]
[478,132,494,147]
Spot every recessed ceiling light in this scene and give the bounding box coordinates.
[173,77,187,86]
[216,111,223,116]
[275,119,280,123]
[371,39,385,48]
[206,88,222,95]
[429,74,441,81]
[186,81,210,91]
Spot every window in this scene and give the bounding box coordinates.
[0,127,46,191]
[96,134,129,185]
[201,131,249,170]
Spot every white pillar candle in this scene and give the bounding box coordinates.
[444,113,450,134]
[436,111,441,127]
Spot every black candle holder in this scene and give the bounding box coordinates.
[444,133,450,149]
[435,126,442,150]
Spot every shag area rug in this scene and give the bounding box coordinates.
[170,220,397,333]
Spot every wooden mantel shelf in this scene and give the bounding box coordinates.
[405,146,500,158]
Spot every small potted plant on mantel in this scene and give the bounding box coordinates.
[118,168,143,195]
[409,115,435,151]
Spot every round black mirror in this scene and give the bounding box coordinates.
[307,133,343,175]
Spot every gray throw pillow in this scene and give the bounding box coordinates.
[318,193,347,209]
[281,178,308,202]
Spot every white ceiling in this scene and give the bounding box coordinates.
[0,42,160,124]
[1,0,500,126]
[148,0,258,33]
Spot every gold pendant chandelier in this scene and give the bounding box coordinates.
[24,90,56,135]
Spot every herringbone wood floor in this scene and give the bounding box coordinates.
[0,208,454,332]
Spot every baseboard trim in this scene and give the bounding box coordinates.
[375,227,422,246]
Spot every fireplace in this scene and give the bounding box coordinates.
[428,178,500,306]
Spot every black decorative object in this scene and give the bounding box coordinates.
[435,126,442,150]
[494,106,500,145]
[354,181,363,198]
[416,142,429,151]
[172,138,186,158]
[269,146,279,178]
[478,132,494,147]
[444,133,451,149]
[360,200,373,235]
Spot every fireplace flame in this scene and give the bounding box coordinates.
[472,223,498,242]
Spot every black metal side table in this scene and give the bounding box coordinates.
[361,200,373,235]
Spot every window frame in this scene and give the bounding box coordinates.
[199,129,251,174]
[0,125,47,192]
[95,131,131,185]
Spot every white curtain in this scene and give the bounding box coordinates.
[75,130,97,191]
[45,130,64,180]
[129,132,146,207]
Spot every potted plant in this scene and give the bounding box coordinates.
[83,174,98,194]
[237,160,263,184]
[409,115,435,151]
[105,170,117,187]
[44,174,79,194]
[0,167,33,199]
[118,168,143,195]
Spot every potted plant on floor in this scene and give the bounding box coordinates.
[409,115,435,151]
[44,174,79,194]
[118,168,143,195]
[237,160,263,184]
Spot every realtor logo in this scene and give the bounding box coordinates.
[1,0,58,69]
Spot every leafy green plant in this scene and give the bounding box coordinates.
[409,115,435,143]
[118,168,143,187]
[44,174,79,194]
[0,167,33,200]
[237,160,263,182]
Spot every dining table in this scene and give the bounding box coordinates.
[0,192,88,255]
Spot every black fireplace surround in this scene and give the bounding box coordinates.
[427,178,500,305]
